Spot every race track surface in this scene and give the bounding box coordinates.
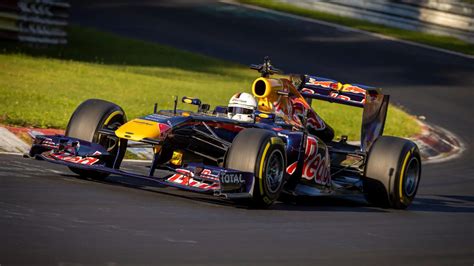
[1,1,473,265]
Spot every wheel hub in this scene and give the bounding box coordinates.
[404,157,420,197]
[265,149,284,193]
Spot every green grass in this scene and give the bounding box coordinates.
[239,0,474,56]
[0,26,419,140]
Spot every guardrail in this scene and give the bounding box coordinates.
[277,0,474,43]
[0,0,70,45]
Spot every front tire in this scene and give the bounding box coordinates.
[225,128,287,208]
[363,136,421,209]
[66,99,127,179]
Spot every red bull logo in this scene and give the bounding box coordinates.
[302,136,330,185]
[340,84,366,95]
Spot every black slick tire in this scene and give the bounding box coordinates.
[364,136,421,209]
[65,99,127,179]
[225,128,287,208]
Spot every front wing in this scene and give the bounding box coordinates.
[29,135,255,199]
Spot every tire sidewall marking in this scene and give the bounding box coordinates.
[399,150,412,202]
[103,110,124,126]
[258,142,272,196]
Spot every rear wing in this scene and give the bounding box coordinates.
[296,75,390,151]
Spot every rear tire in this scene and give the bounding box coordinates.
[364,136,421,209]
[225,128,287,208]
[66,99,127,179]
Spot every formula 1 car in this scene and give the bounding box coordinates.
[27,57,421,209]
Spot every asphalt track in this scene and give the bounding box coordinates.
[1,1,474,265]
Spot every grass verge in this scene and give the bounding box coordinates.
[238,0,474,56]
[0,26,419,140]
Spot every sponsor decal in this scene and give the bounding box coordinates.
[340,84,366,95]
[306,116,325,131]
[291,98,326,130]
[303,84,365,104]
[285,137,331,186]
[51,153,99,165]
[302,136,330,185]
[307,79,334,88]
[329,92,351,101]
[167,169,219,190]
[219,172,245,184]
[307,78,342,90]
[133,120,154,126]
[144,114,169,122]
[200,169,220,182]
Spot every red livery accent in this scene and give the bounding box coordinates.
[158,123,171,136]
[301,136,330,185]
[286,161,298,175]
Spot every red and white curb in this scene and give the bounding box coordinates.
[410,120,464,164]
[0,120,464,164]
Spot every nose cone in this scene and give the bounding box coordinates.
[115,119,162,141]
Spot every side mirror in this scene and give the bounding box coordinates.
[182,96,201,106]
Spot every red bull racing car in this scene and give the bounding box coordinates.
[27,58,421,208]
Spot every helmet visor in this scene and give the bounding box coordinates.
[228,107,254,116]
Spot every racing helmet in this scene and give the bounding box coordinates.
[227,92,257,122]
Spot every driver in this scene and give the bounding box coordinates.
[227,92,257,122]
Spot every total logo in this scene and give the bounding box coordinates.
[220,172,245,184]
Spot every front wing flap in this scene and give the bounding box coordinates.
[30,135,111,165]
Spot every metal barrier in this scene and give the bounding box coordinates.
[277,0,474,43]
[0,0,70,45]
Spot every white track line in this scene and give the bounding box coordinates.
[0,127,29,153]
[0,151,23,156]
[222,0,474,60]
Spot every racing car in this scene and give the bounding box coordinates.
[27,57,421,209]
